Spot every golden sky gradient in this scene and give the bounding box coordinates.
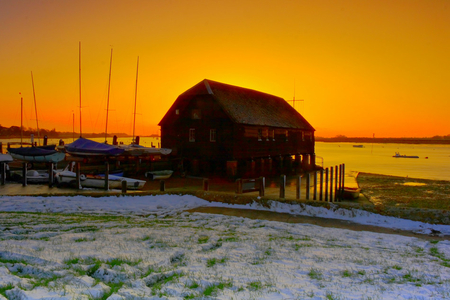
[1,0,449,138]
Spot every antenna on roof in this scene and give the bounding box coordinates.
[287,79,304,111]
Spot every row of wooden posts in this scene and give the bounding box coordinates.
[1,159,346,201]
[235,164,346,202]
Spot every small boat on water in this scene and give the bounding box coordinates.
[145,170,173,180]
[353,145,364,148]
[392,152,419,158]
[55,164,145,190]
[341,187,361,200]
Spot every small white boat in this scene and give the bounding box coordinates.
[145,170,173,180]
[393,152,419,158]
[0,154,13,163]
[10,169,50,184]
[55,164,146,190]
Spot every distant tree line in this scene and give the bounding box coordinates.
[0,124,132,139]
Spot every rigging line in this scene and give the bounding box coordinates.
[31,71,40,145]
[105,48,113,142]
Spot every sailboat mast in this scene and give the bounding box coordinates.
[20,96,23,146]
[31,71,40,145]
[79,41,82,138]
[105,48,113,143]
[132,56,139,143]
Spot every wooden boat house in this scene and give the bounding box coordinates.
[159,79,316,177]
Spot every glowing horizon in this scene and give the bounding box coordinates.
[1,0,449,138]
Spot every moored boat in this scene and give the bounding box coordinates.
[7,146,66,163]
[392,152,419,158]
[55,164,145,190]
[64,137,125,156]
[145,170,173,180]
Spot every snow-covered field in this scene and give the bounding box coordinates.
[1,194,450,299]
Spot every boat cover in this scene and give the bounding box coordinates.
[65,137,125,156]
[7,146,57,156]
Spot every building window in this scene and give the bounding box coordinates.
[210,129,216,142]
[285,130,289,142]
[189,128,195,142]
[264,128,269,141]
[301,131,305,141]
[175,109,179,115]
[257,129,263,141]
[270,129,275,141]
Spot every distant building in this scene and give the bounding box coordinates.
[159,79,316,177]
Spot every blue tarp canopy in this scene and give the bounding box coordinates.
[65,137,124,156]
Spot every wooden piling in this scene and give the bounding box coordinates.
[324,168,328,202]
[342,164,345,192]
[76,162,81,190]
[338,164,342,199]
[203,178,209,191]
[0,142,3,154]
[22,162,27,187]
[335,165,338,202]
[279,175,286,199]
[306,172,310,200]
[121,180,127,194]
[296,175,301,199]
[330,166,334,202]
[259,177,265,197]
[236,178,243,194]
[160,180,165,192]
[1,163,6,185]
[313,171,317,200]
[319,169,324,201]
[48,162,54,187]
[104,161,110,191]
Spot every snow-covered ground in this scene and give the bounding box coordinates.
[1,194,450,299]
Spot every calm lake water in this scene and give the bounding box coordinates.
[316,142,450,181]
[2,137,450,181]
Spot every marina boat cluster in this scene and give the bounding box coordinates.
[1,136,172,190]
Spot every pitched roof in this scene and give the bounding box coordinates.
[159,79,315,131]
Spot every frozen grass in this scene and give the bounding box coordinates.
[1,209,450,299]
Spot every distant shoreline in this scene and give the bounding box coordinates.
[316,137,450,145]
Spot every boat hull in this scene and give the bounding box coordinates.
[145,170,173,180]
[55,170,145,190]
[9,151,66,163]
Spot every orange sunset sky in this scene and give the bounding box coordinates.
[1,0,449,138]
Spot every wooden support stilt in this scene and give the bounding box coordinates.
[335,165,338,202]
[325,168,329,202]
[338,164,342,199]
[296,175,301,199]
[306,172,310,200]
[342,164,345,192]
[203,178,209,191]
[122,180,127,194]
[160,180,165,192]
[1,163,6,185]
[279,175,286,199]
[22,162,27,187]
[330,166,334,202]
[104,161,110,191]
[236,178,243,194]
[76,162,81,190]
[48,162,54,187]
[259,177,265,197]
[319,169,324,201]
[313,171,317,200]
